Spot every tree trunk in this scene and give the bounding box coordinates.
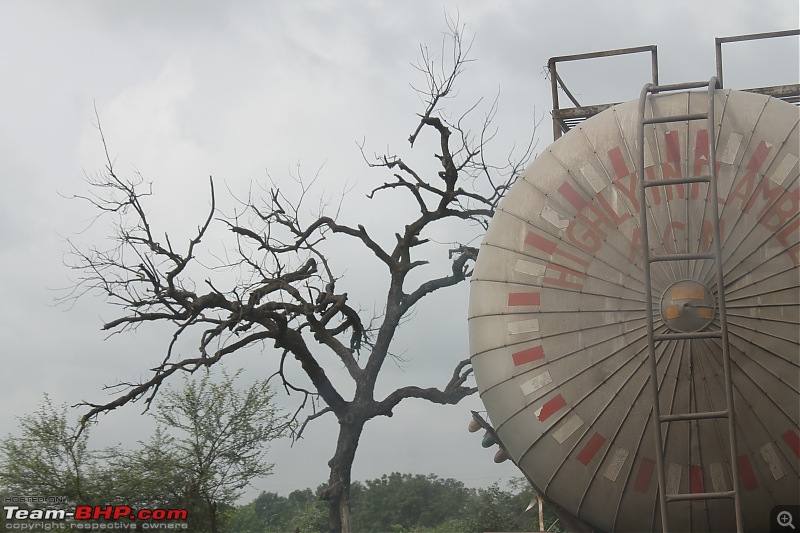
[324,414,364,533]
[208,499,218,533]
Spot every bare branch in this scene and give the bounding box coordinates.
[372,358,477,418]
[293,406,333,442]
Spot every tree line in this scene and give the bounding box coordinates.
[228,473,564,533]
[1,376,562,532]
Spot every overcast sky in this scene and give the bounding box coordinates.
[1,1,798,502]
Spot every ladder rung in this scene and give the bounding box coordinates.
[643,113,708,125]
[648,252,715,263]
[644,175,712,188]
[666,491,736,503]
[660,410,729,422]
[655,331,722,341]
[648,81,713,93]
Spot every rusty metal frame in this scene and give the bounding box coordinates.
[548,45,658,140]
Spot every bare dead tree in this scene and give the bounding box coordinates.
[63,19,536,533]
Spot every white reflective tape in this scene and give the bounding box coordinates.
[769,154,798,186]
[760,443,785,480]
[605,187,627,219]
[720,133,743,164]
[710,462,727,492]
[552,414,583,444]
[580,163,606,193]
[541,204,569,231]
[508,319,540,335]
[666,463,682,495]
[514,259,547,278]
[603,448,630,482]
[520,371,552,396]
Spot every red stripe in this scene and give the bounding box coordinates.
[608,147,631,179]
[508,292,541,307]
[525,231,557,255]
[694,129,709,161]
[554,247,591,268]
[782,429,800,458]
[577,432,606,465]
[690,464,704,493]
[635,458,655,493]
[537,394,566,422]
[746,140,772,172]
[738,455,759,491]
[557,181,589,212]
[512,345,545,366]
[665,130,681,163]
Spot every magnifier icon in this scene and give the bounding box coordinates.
[779,510,796,530]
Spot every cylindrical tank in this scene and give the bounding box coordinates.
[468,88,799,532]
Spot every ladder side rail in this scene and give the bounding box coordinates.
[637,82,671,533]
[706,76,745,533]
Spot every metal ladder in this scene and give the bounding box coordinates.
[636,77,744,533]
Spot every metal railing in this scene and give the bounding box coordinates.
[715,29,800,102]
[549,30,800,141]
[548,45,658,140]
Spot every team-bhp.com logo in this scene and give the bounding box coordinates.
[3,499,189,530]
